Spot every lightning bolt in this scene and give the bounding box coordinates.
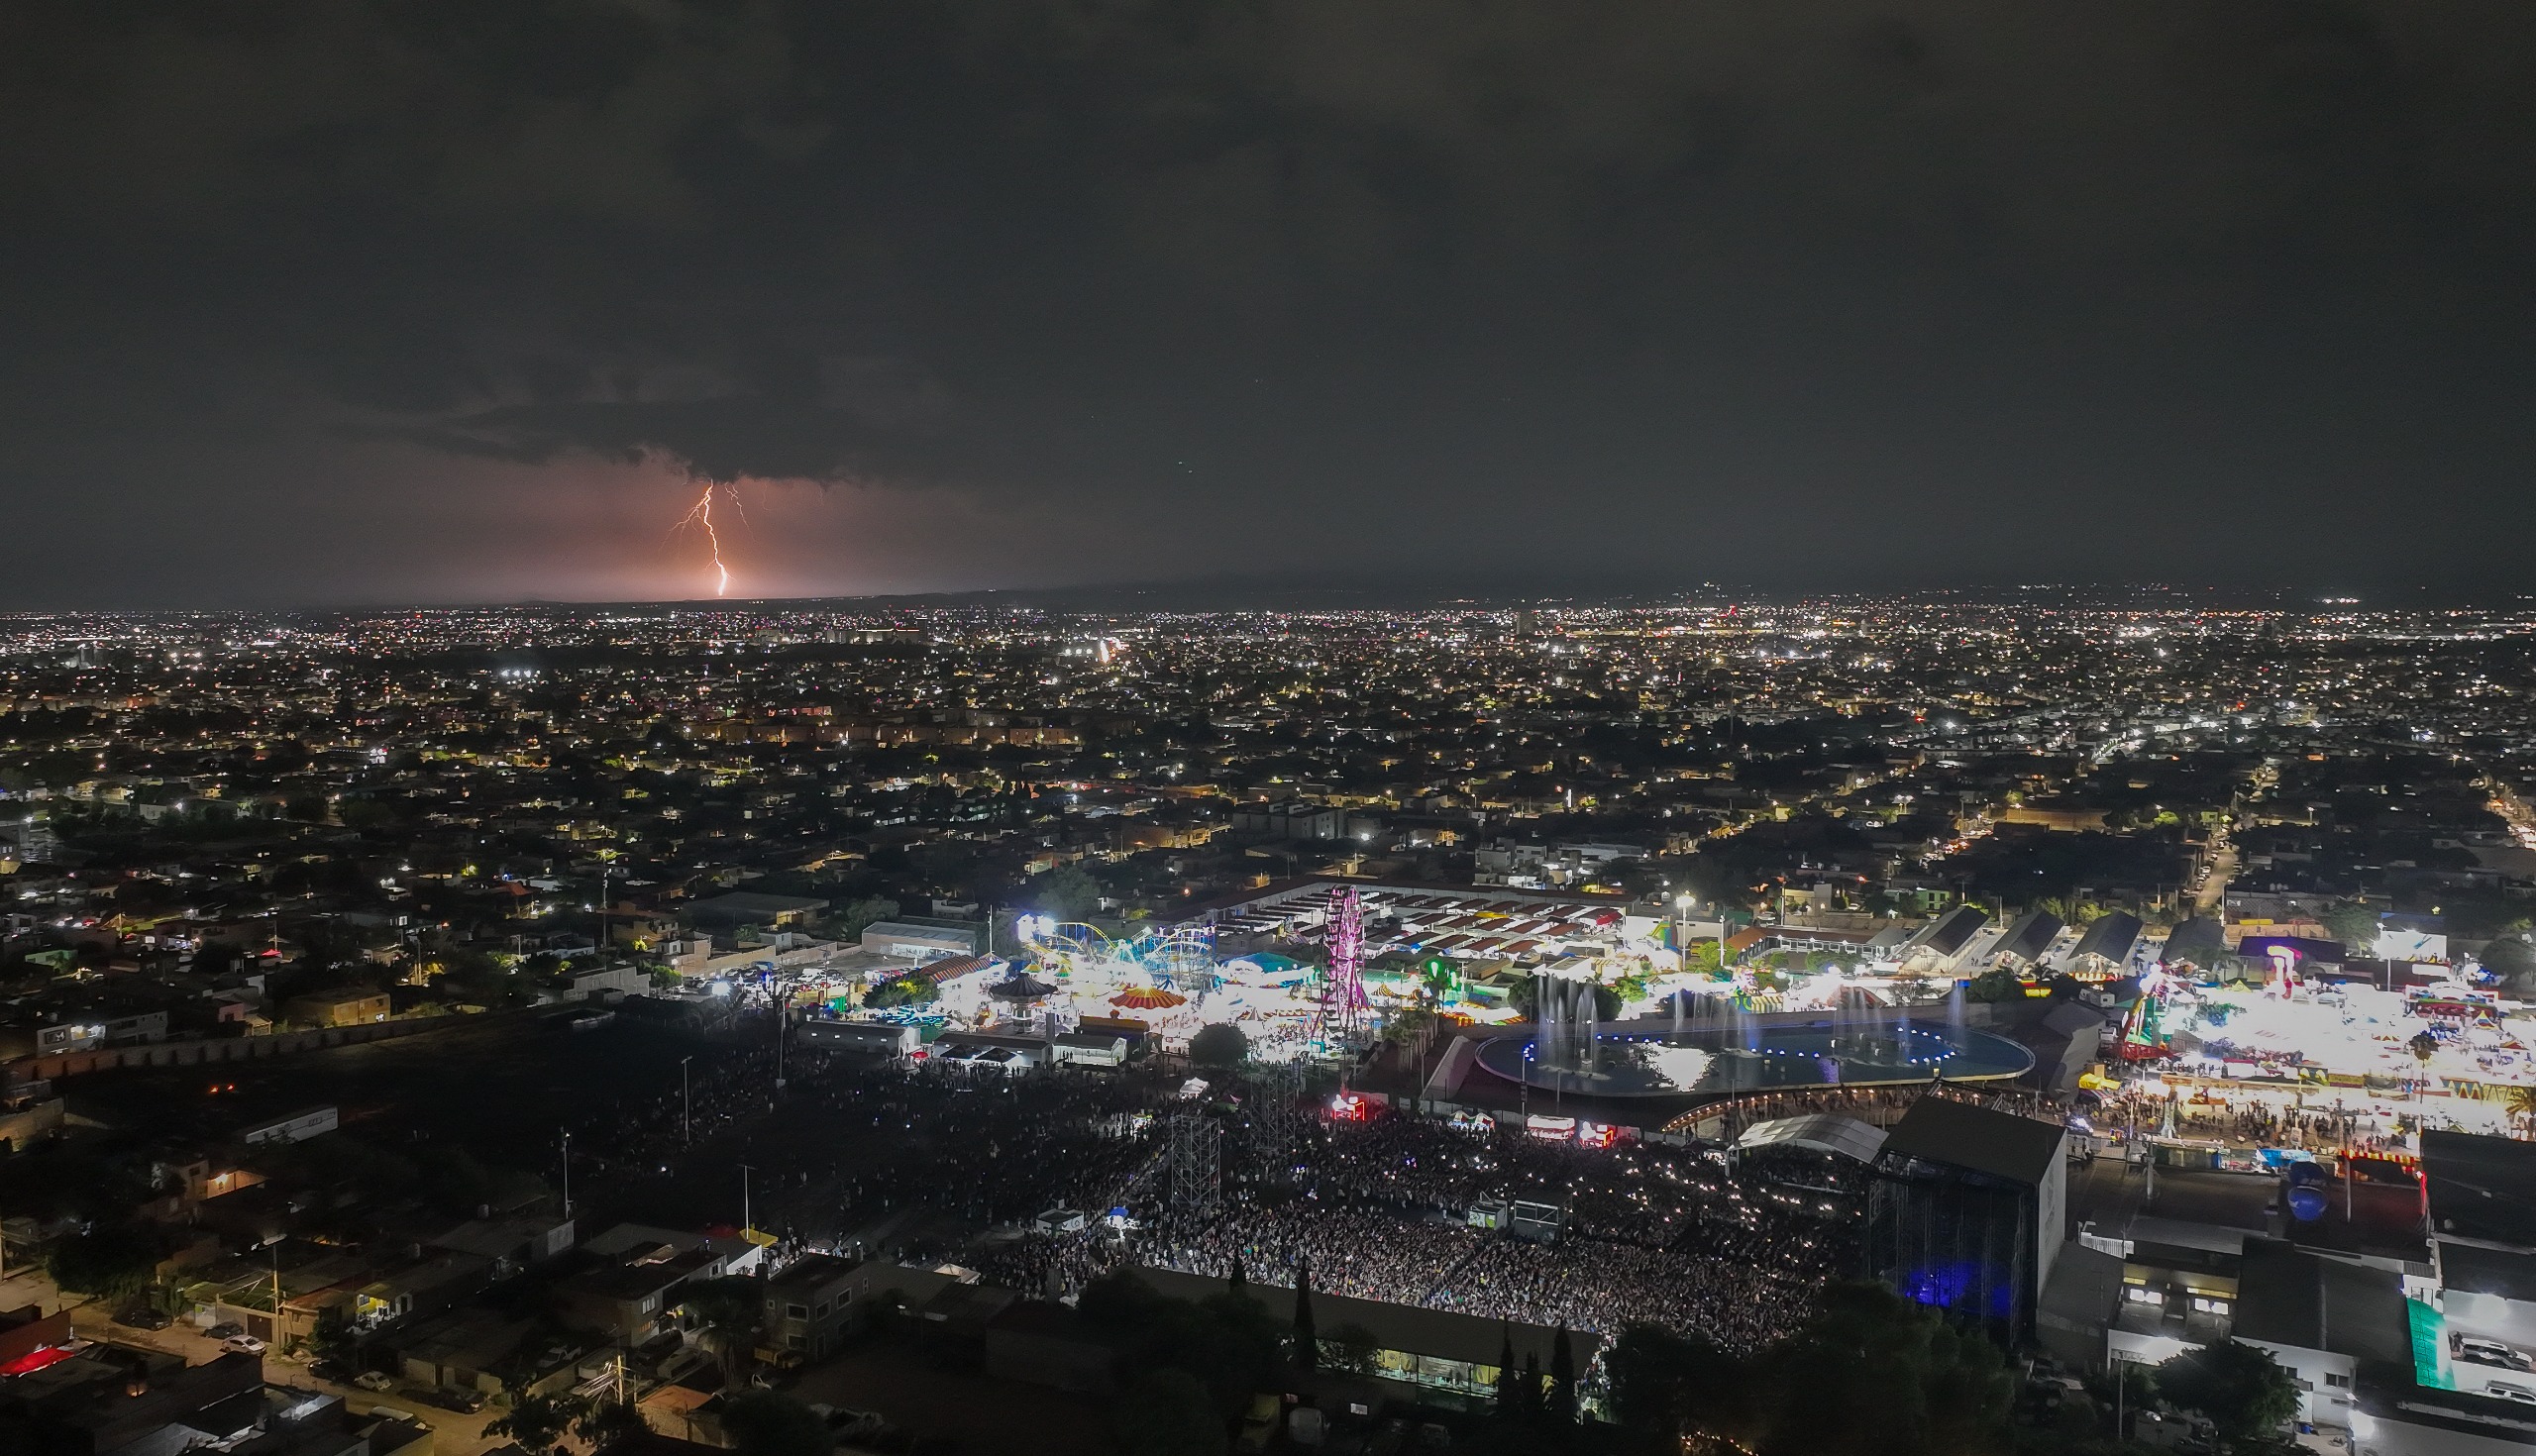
[675,483,738,597]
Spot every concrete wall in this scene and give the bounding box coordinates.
[5,1008,533,1082]
[0,1094,65,1150]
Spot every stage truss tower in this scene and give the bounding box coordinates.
[1168,1113,1220,1215]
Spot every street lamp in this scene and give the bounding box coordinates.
[681,1056,692,1145]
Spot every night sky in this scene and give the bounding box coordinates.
[5,2,2533,607]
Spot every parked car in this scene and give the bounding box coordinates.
[428,1388,487,1413]
[114,1306,173,1330]
[354,1372,397,1393]
[2486,1383,2536,1406]
[205,1321,246,1340]
[220,1335,266,1356]
[2457,1337,2535,1372]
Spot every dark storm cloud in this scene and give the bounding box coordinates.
[3,1,2534,603]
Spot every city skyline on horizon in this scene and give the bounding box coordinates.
[0,578,2522,619]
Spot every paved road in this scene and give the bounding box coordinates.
[2193,832,2236,914]
[53,1296,500,1455]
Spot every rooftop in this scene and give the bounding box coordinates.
[2424,1130,2536,1248]
[1735,1113,1888,1165]
[1879,1095,2065,1187]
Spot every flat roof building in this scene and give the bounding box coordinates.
[860,921,980,959]
[797,1018,920,1057]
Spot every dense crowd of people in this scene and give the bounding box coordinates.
[564,1030,796,1177]
[1112,1109,1851,1349]
[2092,1087,2420,1152]
[1133,1197,1482,1302]
[755,1058,1168,1249]
[562,1009,1174,1249]
[562,1013,1865,1351]
[1299,1110,1721,1246]
[1428,1218,1834,1348]
[1686,1082,2060,1138]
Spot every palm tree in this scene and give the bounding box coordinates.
[2506,1085,2536,1140]
[1422,961,1457,1004]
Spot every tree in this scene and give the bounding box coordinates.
[2156,1341,2299,1446]
[2411,1029,2440,1065]
[1292,1257,1318,1370]
[431,948,521,1008]
[1963,965,2026,1003]
[1078,1270,1281,1420]
[486,1392,588,1455]
[1323,1322,1381,1377]
[1,1149,149,1223]
[681,1276,765,1385]
[1036,863,1103,921]
[45,1223,158,1303]
[2508,1084,2536,1139]
[1547,1324,1576,1422]
[1422,960,1459,1002]
[2107,1360,2161,1422]
[863,975,939,1009]
[1494,1327,1523,1416]
[1917,1318,2016,1455]
[1113,1369,1227,1456]
[720,1392,831,1456]
[1759,1282,2013,1456]
[412,1144,498,1217]
[835,896,900,940]
[575,1396,650,1448]
[2321,901,2380,953]
[1189,1022,1250,1067]
[2483,935,2536,996]
[1605,1325,1683,1435]
[1606,1323,1754,1442]
[1380,1005,1437,1047]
